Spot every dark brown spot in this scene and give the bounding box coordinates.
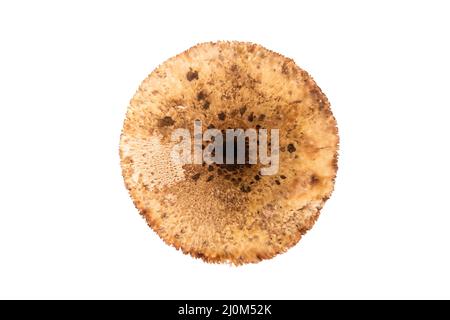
[318,99,325,110]
[247,112,254,122]
[206,175,214,182]
[310,174,320,185]
[197,90,206,100]
[218,112,226,121]
[287,143,296,153]
[196,252,205,258]
[208,165,214,172]
[192,173,201,181]
[158,116,175,127]
[254,175,260,181]
[240,185,251,193]
[280,175,287,179]
[256,124,261,130]
[202,101,210,109]
[332,154,338,169]
[186,70,198,81]
[207,123,215,129]
[275,180,281,185]
[239,106,247,115]
[258,114,266,121]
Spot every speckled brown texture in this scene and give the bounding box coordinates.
[120,41,339,265]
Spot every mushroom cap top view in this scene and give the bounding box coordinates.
[120,41,339,265]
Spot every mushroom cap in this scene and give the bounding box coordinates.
[120,41,338,265]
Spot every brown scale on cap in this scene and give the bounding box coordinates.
[120,41,339,265]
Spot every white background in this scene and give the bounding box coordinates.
[0,1,449,299]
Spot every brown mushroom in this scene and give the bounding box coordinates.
[119,41,339,265]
